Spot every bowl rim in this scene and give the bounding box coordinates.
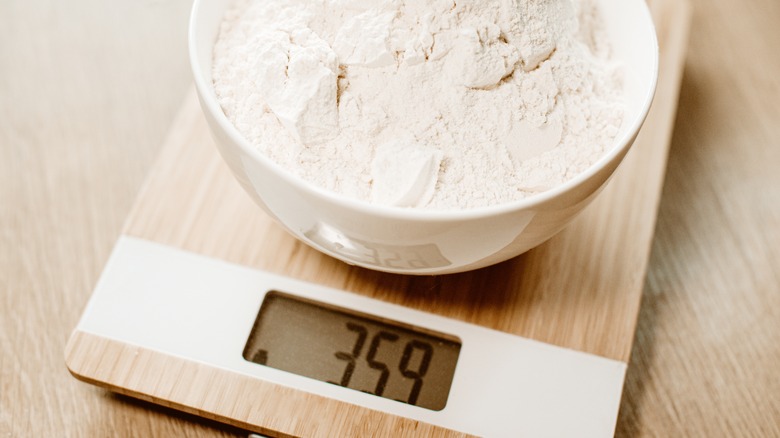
[188,0,659,223]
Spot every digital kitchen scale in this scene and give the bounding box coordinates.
[65,2,689,436]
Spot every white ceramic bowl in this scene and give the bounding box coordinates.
[188,0,658,275]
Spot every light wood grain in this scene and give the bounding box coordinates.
[3,0,780,437]
[0,1,243,437]
[615,0,780,435]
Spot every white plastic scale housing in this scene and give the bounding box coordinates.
[68,236,625,437]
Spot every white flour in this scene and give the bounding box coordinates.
[213,0,624,210]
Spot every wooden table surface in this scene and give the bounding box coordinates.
[1,1,778,437]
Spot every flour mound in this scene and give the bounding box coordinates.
[213,0,624,210]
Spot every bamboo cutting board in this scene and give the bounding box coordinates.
[66,0,691,435]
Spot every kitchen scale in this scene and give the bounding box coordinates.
[66,1,689,436]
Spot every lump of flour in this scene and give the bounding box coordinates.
[213,0,625,209]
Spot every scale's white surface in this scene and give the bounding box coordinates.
[72,236,623,437]
[65,2,689,435]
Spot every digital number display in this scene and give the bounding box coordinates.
[243,291,461,411]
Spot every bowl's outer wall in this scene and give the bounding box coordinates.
[190,0,657,274]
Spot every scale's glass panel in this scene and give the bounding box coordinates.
[244,291,462,411]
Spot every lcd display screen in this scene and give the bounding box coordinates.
[243,291,461,411]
